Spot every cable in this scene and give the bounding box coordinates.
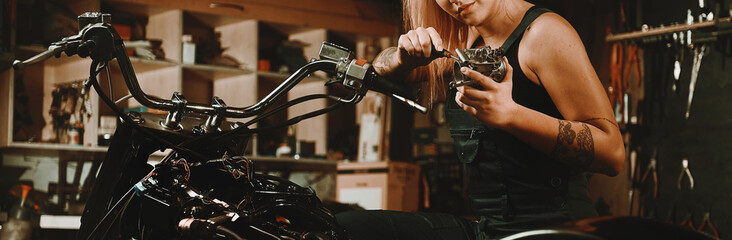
[240,94,337,129]
[106,63,114,100]
[99,190,135,239]
[115,94,132,104]
[217,102,343,138]
[175,93,340,151]
[216,226,246,240]
[85,187,135,240]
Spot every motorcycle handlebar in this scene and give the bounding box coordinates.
[13,15,426,119]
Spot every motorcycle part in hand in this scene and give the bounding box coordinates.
[450,46,507,89]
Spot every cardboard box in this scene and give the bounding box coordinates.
[336,161,421,212]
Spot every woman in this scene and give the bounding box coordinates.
[336,0,625,239]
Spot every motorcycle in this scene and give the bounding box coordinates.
[13,12,425,240]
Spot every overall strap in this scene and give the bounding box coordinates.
[501,6,551,51]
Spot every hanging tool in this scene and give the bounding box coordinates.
[641,149,658,198]
[698,209,720,239]
[624,43,643,88]
[622,43,643,124]
[610,43,625,121]
[672,32,686,93]
[628,148,637,215]
[686,44,707,119]
[677,158,695,190]
[679,213,697,230]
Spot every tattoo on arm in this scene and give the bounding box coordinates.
[373,47,398,75]
[550,119,595,172]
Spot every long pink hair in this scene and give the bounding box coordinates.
[402,0,468,103]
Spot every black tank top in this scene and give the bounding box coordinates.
[445,6,597,238]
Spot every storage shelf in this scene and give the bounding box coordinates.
[256,70,330,83]
[182,63,253,79]
[2,142,108,156]
[187,11,248,28]
[104,0,398,36]
[120,57,178,73]
[103,0,174,17]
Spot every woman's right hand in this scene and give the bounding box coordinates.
[397,27,445,67]
[372,27,445,77]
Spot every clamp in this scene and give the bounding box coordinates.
[162,92,187,130]
[203,97,227,133]
[677,158,694,190]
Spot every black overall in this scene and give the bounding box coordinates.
[446,6,597,237]
[336,6,596,240]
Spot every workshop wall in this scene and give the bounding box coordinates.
[634,1,732,237]
[572,0,732,238]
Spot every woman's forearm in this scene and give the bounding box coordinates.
[504,106,625,176]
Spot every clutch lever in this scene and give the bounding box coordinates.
[13,29,87,70]
[13,42,72,70]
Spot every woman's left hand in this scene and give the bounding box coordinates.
[455,58,520,128]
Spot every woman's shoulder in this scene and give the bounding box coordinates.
[524,11,577,43]
[517,10,590,78]
[520,11,585,58]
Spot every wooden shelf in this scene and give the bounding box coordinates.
[182,63,253,79]
[187,11,248,28]
[115,57,178,73]
[103,0,173,17]
[256,70,329,83]
[104,0,398,36]
[2,142,108,156]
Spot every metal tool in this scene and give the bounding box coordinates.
[677,158,694,190]
[686,44,707,119]
[698,209,719,239]
[640,150,658,198]
[679,213,696,230]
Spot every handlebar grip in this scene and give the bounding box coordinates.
[365,70,427,114]
[367,71,416,100]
